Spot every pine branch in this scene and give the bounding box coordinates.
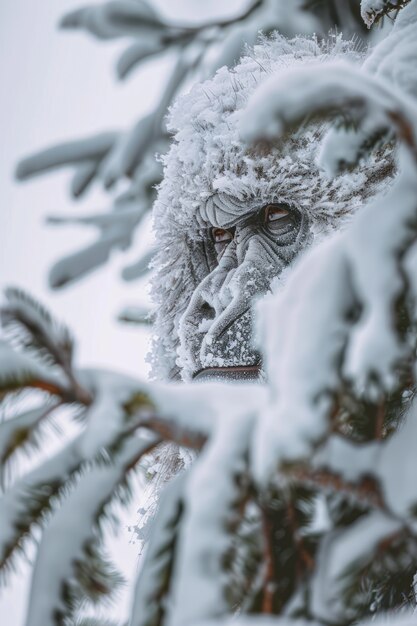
[0,400,61,467]
[169,0,264,37]
[340,529,417,615]
[0,339,71,402]
[1,288,91,404]
[224,498,264,613]
[260,509,275,614]
[72,544,125,607]
[129,474,185,626]
[167,414,255,625]
[361,0,412,27]
[287,465,385,510]
[252,484,318,616]
[138,414,207,449]
[25,435,159,626]
[0,438,85,577]
[16,132,118,181]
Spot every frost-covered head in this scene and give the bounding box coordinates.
[150,34,392,382]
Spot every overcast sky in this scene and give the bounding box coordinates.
[0,1,247,623]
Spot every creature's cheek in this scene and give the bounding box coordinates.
[176,249,279,377]
[233,236,290,286]
[177,219,313,378]
[176,259,237,378]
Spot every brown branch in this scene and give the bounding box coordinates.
[261,510,275,614]
[62,370,92,405]
[2,301,93,405]
[124,437,163,473]
[286,465,385,510]
[163,0,263,44]
[286,499,314,578]
[128,412,207,450]
[29,378,91,406]
[0,434,161,573]
[388,108,417,165]
[367,0,412,26]
[375,402,385,441]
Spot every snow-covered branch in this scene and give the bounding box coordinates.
[5,2,417,625]
[361,0,412,27]
[14,0,366,292]
[240,60,417,174]
[26,435,159,626]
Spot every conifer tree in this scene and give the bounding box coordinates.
[16,0,370,301]
[2,1,417,626]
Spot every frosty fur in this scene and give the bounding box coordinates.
[150,33,393,381]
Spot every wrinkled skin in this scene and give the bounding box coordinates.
[151,36,391,383]
[178,203,311,379]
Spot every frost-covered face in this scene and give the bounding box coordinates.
[179,202,310,380]
[151,36,390,382]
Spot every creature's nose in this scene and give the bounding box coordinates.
[200,300,216,318]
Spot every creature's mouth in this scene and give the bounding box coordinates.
[193,363,262,382]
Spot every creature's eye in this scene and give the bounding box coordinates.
[263,204,293,232]
[211,227,234,254]
[212,228,234,244]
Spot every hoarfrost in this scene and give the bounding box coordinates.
[151,34,389,381]
[25,435,157,626]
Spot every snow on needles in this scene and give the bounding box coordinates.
[241,3,417,484]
